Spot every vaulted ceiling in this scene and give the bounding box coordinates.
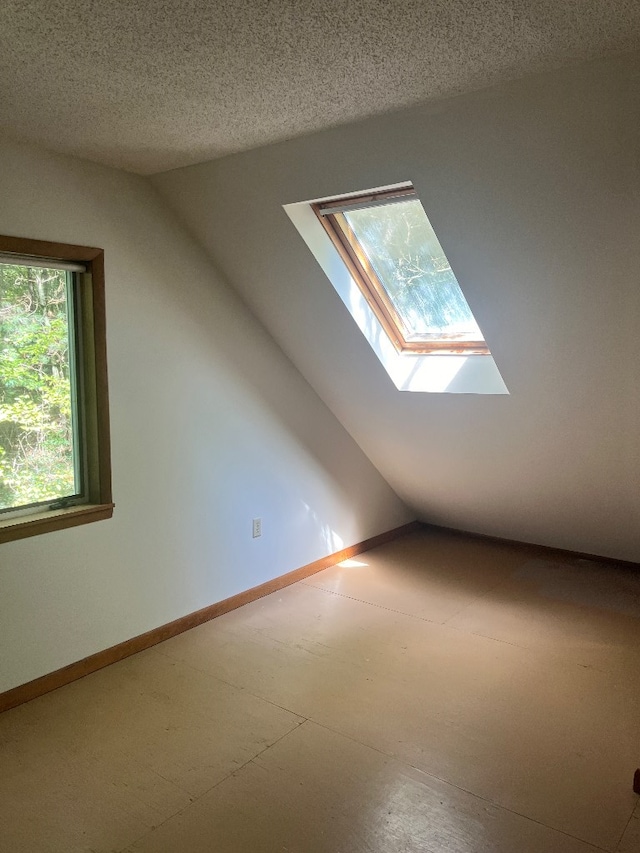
[0,1,639,173]
[1,5,639,562]
[152,52,640,561]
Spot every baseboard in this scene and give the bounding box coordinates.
[422,522,640,569]
[0,519,420,714]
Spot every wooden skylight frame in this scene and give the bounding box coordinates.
[313,186,490,355]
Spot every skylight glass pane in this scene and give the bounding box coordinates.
[342,199,484,341]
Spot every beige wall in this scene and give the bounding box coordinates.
[153,52,640,562]
[0,135,411,693]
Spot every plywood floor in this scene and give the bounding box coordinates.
[2,528,639,852]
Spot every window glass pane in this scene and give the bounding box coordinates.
[0,263,79,511]
[343,199,484,340]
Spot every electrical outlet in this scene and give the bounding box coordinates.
[252,517,262,538]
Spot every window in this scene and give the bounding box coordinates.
[285,185,508,393]
[0,235,112,543]
[313,186,489,355]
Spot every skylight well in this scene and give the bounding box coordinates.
[313,187,488,355]
[284,183,508,394]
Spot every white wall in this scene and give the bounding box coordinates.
[153,52,640,562]
[0,135,412,693]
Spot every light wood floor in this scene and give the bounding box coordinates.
[2,528,639,852]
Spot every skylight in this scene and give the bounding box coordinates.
[314,187,489,355]
[284,184,508,393]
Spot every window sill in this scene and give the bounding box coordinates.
[0,503,114,544]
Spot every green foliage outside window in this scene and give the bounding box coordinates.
[0,263,76,510]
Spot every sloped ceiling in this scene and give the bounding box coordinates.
[0,1,640,173]
[153,53,640,562]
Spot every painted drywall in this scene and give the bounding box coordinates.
[153,52,640,562]
[0,135,412,693]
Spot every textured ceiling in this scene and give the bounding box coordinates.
[1,1,640,174]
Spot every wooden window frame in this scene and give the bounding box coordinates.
[313,187,489,355]
[0,235,113,544]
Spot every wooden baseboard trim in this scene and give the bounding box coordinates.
[421,522,640,570]
[0,520,420,714]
